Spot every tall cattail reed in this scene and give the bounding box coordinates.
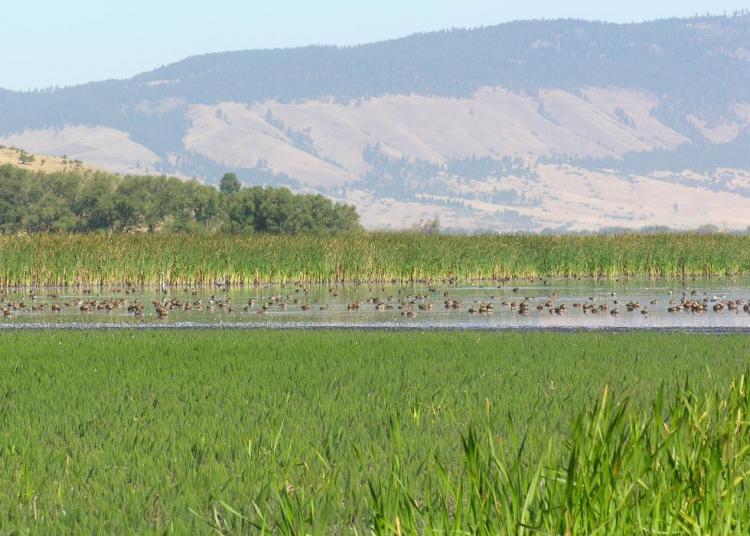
[0,232,747,287]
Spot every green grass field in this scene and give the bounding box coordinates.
[1,330,749,533]
[1,232,750,286]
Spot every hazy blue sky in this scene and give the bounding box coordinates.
[2,0,748,90]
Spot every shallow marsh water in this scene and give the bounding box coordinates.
[1,276,750,330]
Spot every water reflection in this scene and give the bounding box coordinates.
[1,278,749,329]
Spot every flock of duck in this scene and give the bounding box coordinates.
[0,283,749,322]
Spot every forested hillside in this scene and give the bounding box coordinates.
[4,16,750,124]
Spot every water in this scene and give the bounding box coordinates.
[1,278,749,330]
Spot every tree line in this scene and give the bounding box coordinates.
[0,166,361,234]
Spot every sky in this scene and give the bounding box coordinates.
[2,0,748,91]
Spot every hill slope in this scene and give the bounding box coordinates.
[3,15,750,231]
[0,145,101,175]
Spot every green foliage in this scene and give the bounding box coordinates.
[219,172,241,195]
[0,231,749,286]
[17,151,34,165]
[0,164,361,234]
[0,330,748,532]
[373,375,750,534]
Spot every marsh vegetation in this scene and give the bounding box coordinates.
[1,232,750,287]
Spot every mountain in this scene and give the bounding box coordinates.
[3,14,750,231]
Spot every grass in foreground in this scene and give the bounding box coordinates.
[1,232,750,286]
[0,331,748,533]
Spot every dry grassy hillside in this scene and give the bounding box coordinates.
[1,87,705,191]
[0,128,160,176]
[0,145,99,174]
[3,86,750,232]
[182,87,692,188]
[348,165,750,232]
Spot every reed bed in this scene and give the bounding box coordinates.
[0,330,748,533]
[368,376,750,535]
[1,232,749,286]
